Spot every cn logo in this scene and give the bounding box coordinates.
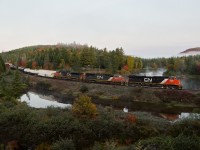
[144,78,152,82]
[67,73,71,77]
[97,75,103,79]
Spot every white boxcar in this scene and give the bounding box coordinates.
[37,69,56,78]
[24,68,31,73]
[29,69,39,75]
[24,68,38,75]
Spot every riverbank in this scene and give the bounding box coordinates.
[23,73,200,114]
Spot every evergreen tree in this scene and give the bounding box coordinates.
[59,59,65,69]
[80,47,95,67]
[43,53,50,69]
[12,70,27,98]
[102,48,109,69]
[110,51,119,74]
[0,54,6,74]
[71,50,81,70]
[115,47,125,69]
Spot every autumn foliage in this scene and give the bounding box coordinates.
[124,113,137,123]
[72,95,97,118]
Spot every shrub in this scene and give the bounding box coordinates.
[35,81,51,91]
[124,113,137,124]
[169,119,200,137]
[79,85,88,93]
[154,90,196,103]
[173,134,200,150]
[51,139,75,150]
[135,136,173,150]
[92,140,117,150]
[72,95,97,118]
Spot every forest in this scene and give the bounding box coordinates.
[1,44,142,74]
[143,56,200,76]
[0,54,200,149]
[1,43,200,76]
[0,47,200,150]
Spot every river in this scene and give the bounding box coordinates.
[20,92,72,109]
[20,91,199,121]
[181,75,200,90]
[19,68,199,121]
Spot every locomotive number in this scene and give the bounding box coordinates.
[144,78,152,82]
[97,75,103,80]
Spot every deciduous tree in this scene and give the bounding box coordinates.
[72,95,97,118]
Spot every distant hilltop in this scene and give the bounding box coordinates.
[179,47,200,56]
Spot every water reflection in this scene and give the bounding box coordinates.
[180,76,200,90]
[138,68,166,76]
[157,112,200,121]
[20,92,72,109]
[179,112,200,120]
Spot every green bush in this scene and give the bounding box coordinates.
[173,134,200,150]
[35,81,51,91]
[92,140,117,150]
[135,133,200,150]
[51,139,75,150]
[93,142,136,150]
[169,119,200,137]
[135,136,173,150]
[79,85,88,93]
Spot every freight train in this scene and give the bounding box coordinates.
[8,64,183,89]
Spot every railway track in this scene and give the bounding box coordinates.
[22,72,196,92]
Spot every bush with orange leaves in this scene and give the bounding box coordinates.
[72,95,97,118]
[124,113,137,123]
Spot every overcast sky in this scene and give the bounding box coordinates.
[0,0,200,58]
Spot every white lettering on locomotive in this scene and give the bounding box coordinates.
[67,73,71,77]
[144,78,152,82]
[97,75,103,79]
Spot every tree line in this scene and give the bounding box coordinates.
[1,44,200,75]
[143,55,200,75]
[1,44,143,74]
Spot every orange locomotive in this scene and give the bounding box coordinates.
[8,63,183,89]
[128,75,182,89]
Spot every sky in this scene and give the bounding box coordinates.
[0,0,200,58]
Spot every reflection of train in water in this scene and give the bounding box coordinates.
[8,64,183,89]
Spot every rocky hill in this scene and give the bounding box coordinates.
[179,47,200,56]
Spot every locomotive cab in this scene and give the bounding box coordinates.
[111,74,128,85]
[164,76,183,89]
